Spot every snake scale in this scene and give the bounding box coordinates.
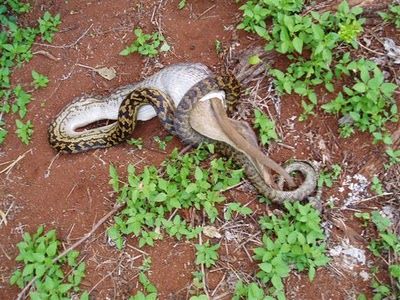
[49,63,317,202]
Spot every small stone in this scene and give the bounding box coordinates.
[203,225,221,239]
[359,270,370,281]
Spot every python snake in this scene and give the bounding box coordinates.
[48,63,317,202]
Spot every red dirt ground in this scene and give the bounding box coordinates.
[0,1,399,299]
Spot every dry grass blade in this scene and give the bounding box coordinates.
[0,149,32,176]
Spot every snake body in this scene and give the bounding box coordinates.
[49,63,212,152]
[49,63,317,202]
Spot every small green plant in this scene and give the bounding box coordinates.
[379,4,400,28]
[178,0,187,10]
[153,135,173,151]
[371,278,392,300]
[354,211,371,227]
[318,164,342,188]
[371,176,384,195]
[357,211,400,298]
[368,211,399,256]
[253,109,278,145]
[163,215,202,240]
[129,273,158,300]
[233,281,266,300]
[127,137,144,149]
[224,202,253,221]
[188,271,204,296]
[253,202,329,298]
[338,20,363,47]
[248,54,262,65]
[385,147,400,168]
[0,123,7,144]
[11,85,32,119]
[195,241,220,268]
[38,11,61,43]
[10,226,87,299]
[129,258,157,299]
[215,39,222,54]
[140,257,152,273]
[138,230,161,248]
[15,119,33,144]
[31,70,49,89]
[120,28,169,57]
[355,209,400,299]
[0,0,30,13]
[322,57,398,138]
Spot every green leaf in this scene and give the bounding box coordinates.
[46,241,58,257]
[259,262,272,273]
[271,275,284,290]
[185,183,197,193]
[195,167,203,181]
[22,263,34,277]
[308,92,317,105]
[80,291,90,300]
[352,82,366,93]
[248,55,262,65]
[357,294,367,300]
[159,42,170,52]
[308,265,316,281]
[380,82,397,97]
[292,37,303,54]
[254,25,268,38]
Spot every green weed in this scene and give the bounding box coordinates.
[233,281,266,300]
[127,137,144,149]
[153,135,173,151]
[31,70,49,89]
[253,202,329,298]
[248,54,262,65]
[120,28,169,57]
[379,4,400,28]
[38,11,61,43]
[195,241,220,268]
[129,259,157,300]
[11,85,32,119]
[371,176,384,195]
[356,210,400,299]
[10,226,87,299]
[129,273,158,300]
[215,39,222,54]
[224,202,252,221]
[178,0,187,10]
[317,164,342,188]
[253,109,278,146]
[385,147,400,168]
[15,119,33,144]
[107,145,243,250]
[322,56,398,138]
[163,215,202,240]
[0,121,7,144]
[368,211,399,256]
